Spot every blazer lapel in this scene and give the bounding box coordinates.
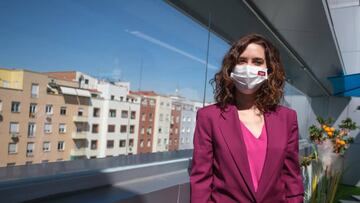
[256,108,286,203]
[218,104,257,202]
[218,104,286,203]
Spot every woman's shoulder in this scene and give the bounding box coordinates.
[276,104,297,115]
[274,105,298,123]
[196,102,223,118]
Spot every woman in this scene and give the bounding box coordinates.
[190,34,304,203]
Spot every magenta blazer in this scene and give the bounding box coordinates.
[190,103,304,203]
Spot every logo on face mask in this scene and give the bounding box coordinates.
[230,65,268,94]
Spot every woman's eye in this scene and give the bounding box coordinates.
[253,61,264,65]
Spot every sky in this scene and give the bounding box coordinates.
[0,0,231,103]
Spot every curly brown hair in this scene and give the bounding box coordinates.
[210,33,285,113]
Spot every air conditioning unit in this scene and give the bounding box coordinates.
[46,116,52,122]
[29,112,36,118]
[11,133,19,138]
[128,147,133,152]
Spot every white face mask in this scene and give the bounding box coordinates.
[230,64,268,94]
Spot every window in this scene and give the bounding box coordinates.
[175,128,178,134]
[44,123,52,133]
[157,138,161,145]
[31,83,39,98]
[141,127,145,134]
[2,80,9,88]
[8,143,17,154]
[91,140,97,150]
[149,113,153,122]
[130,125,135,134]
[186,137,190,143]
[187,117,192,122]
[141,113,146,121]
[131,111,136,119]
[119,140,126,147]
[57,141,65,151]
[129,139,134,147]
[149,100,155,106]
[158,127,162,133]
[78,108,84,116]
[187,128,191,133]
[111,95,115,100]
[11,101,20,113]
[26,142,35,157]
[120,96,123,101]
[107,140,114,148]
[59,123,66,133]
[160,102,164,106]
[141,99,147,105]
[140,139,144,147]
[45,105,53,115]
[181,138,184,144]
[121,110,128,118]
[93,108,100,117]
[9,122,19,133]
[26,161,33,165]
[164,138,167,145]
[146,127,152,135]
[120,125,127,133]
[165,114,169,121]
[176,116,179,123]
[147,139,151,147]
[85,79,89,84]
[43,142,50,152]
[109,109,116,117]
[108,125,115,133]
[159,114,163,121]
[92,124,99,133]
[60,107,66,115]
[28,123,36,137]
[183,116,186,122]
[29,103,37,116]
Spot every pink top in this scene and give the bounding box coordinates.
[239,120,267,192]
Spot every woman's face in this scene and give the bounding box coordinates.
[237,43,267,68]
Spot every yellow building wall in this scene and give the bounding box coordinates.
[0,69,24,90]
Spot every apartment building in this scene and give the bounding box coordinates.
[150,95,172,152]
[47,72,141,157]
[178,100,203,150]
[0,68,90,166]
[131,91,157,154]
[169,100,182,151]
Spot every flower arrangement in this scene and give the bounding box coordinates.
[301,116,358,203]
